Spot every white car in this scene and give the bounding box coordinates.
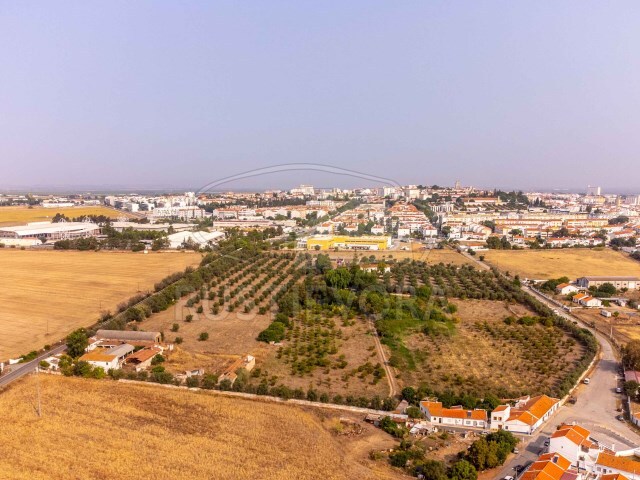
[584,378,590,384]
[503,476,514,480]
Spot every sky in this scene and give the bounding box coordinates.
[1,1,639,193]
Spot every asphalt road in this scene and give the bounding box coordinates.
[494,287,640,479]
[0,344,65,388]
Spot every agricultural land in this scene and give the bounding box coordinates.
[130,239,595,405]
[0,205,133,226]
[0,375,400,480]
[482,248,640,280]
[0,249,200,359]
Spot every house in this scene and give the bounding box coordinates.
[549,424,610,470]
[595,452,640,479]
[600,474,629,480]
[419,400,488,429]
[580,296,603,308]
[577,277,640,291]
[125,347,162,372]
[218,355,256,385]
[556,283,579,295]
[490,395,560,434]
[520,452,581,480]
[573,293,590,304]
[79,343,135,371]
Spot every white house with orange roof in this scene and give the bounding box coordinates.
[549,423,612,471]
[520,452,581,480]
[419,399,488,429]
[595,452,640,479]
[489,395,560,434]
[556,283,579,296]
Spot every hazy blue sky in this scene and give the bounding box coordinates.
[1,2,639,192]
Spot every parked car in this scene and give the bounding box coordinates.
[616,387,623,393]
[616,415,625,422]
[513,448,520,454]
[543,439,550,447]
[503,476,514,480]
[584,378,590,384]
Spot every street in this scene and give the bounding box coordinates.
[494,287,640,479]
[0,344,65,388]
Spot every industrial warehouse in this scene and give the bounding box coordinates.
[300,234,392,251]
[0,221,100,246]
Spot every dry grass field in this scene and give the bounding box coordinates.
[483,248,640,280]
[400,299,587,397]
[0,205,133,226]
[139,297,389,398]
[326,247,472,266]
[0,250,200,359]
[139,296,274,374]
[0,375,400,480]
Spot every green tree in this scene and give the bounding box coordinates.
[417,460,447,480]
[448,460,477,480]
[623,340,640,370]
[66,328,89,358]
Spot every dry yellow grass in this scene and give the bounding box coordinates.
[483,249,640,280]
[0,250,200,359]
[0,205,133,226]
[0,375,399,480]
[325,248,473,265]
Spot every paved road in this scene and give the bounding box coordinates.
[455,251,640,478]
[0,344,65,388]
[494,287,640,479]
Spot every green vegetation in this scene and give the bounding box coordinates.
[465,431,518,471]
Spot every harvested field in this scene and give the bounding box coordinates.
[325,248,472,266]
[398,299,587,398]
[483,248,640,280]
[0,205,133,226]
[0,375,400,480]
[0,250,200,359]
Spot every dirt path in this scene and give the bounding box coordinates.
[369,319,399,398]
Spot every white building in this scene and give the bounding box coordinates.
[489,395,560,434]
[549,424,610,471]
[419,400,488,429]
[0,221,100,243]
[79,344,135,371]
[167,231,225,249]
[556,283,579,295]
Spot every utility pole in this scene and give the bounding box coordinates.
[35,366,42,418]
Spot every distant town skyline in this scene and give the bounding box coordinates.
[1,2,640,190]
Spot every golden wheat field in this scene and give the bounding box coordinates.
[0,375,399,480]
[483,248,640,280]
[0,250,200,359]
[0,205,133,226]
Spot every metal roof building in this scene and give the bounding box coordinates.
[0,221,100,241]
[95,330,161,343]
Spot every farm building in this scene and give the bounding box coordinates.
[79,344,135,370]
[95,330,161,343]
[125,347,162,372]
[577,276,640,291]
